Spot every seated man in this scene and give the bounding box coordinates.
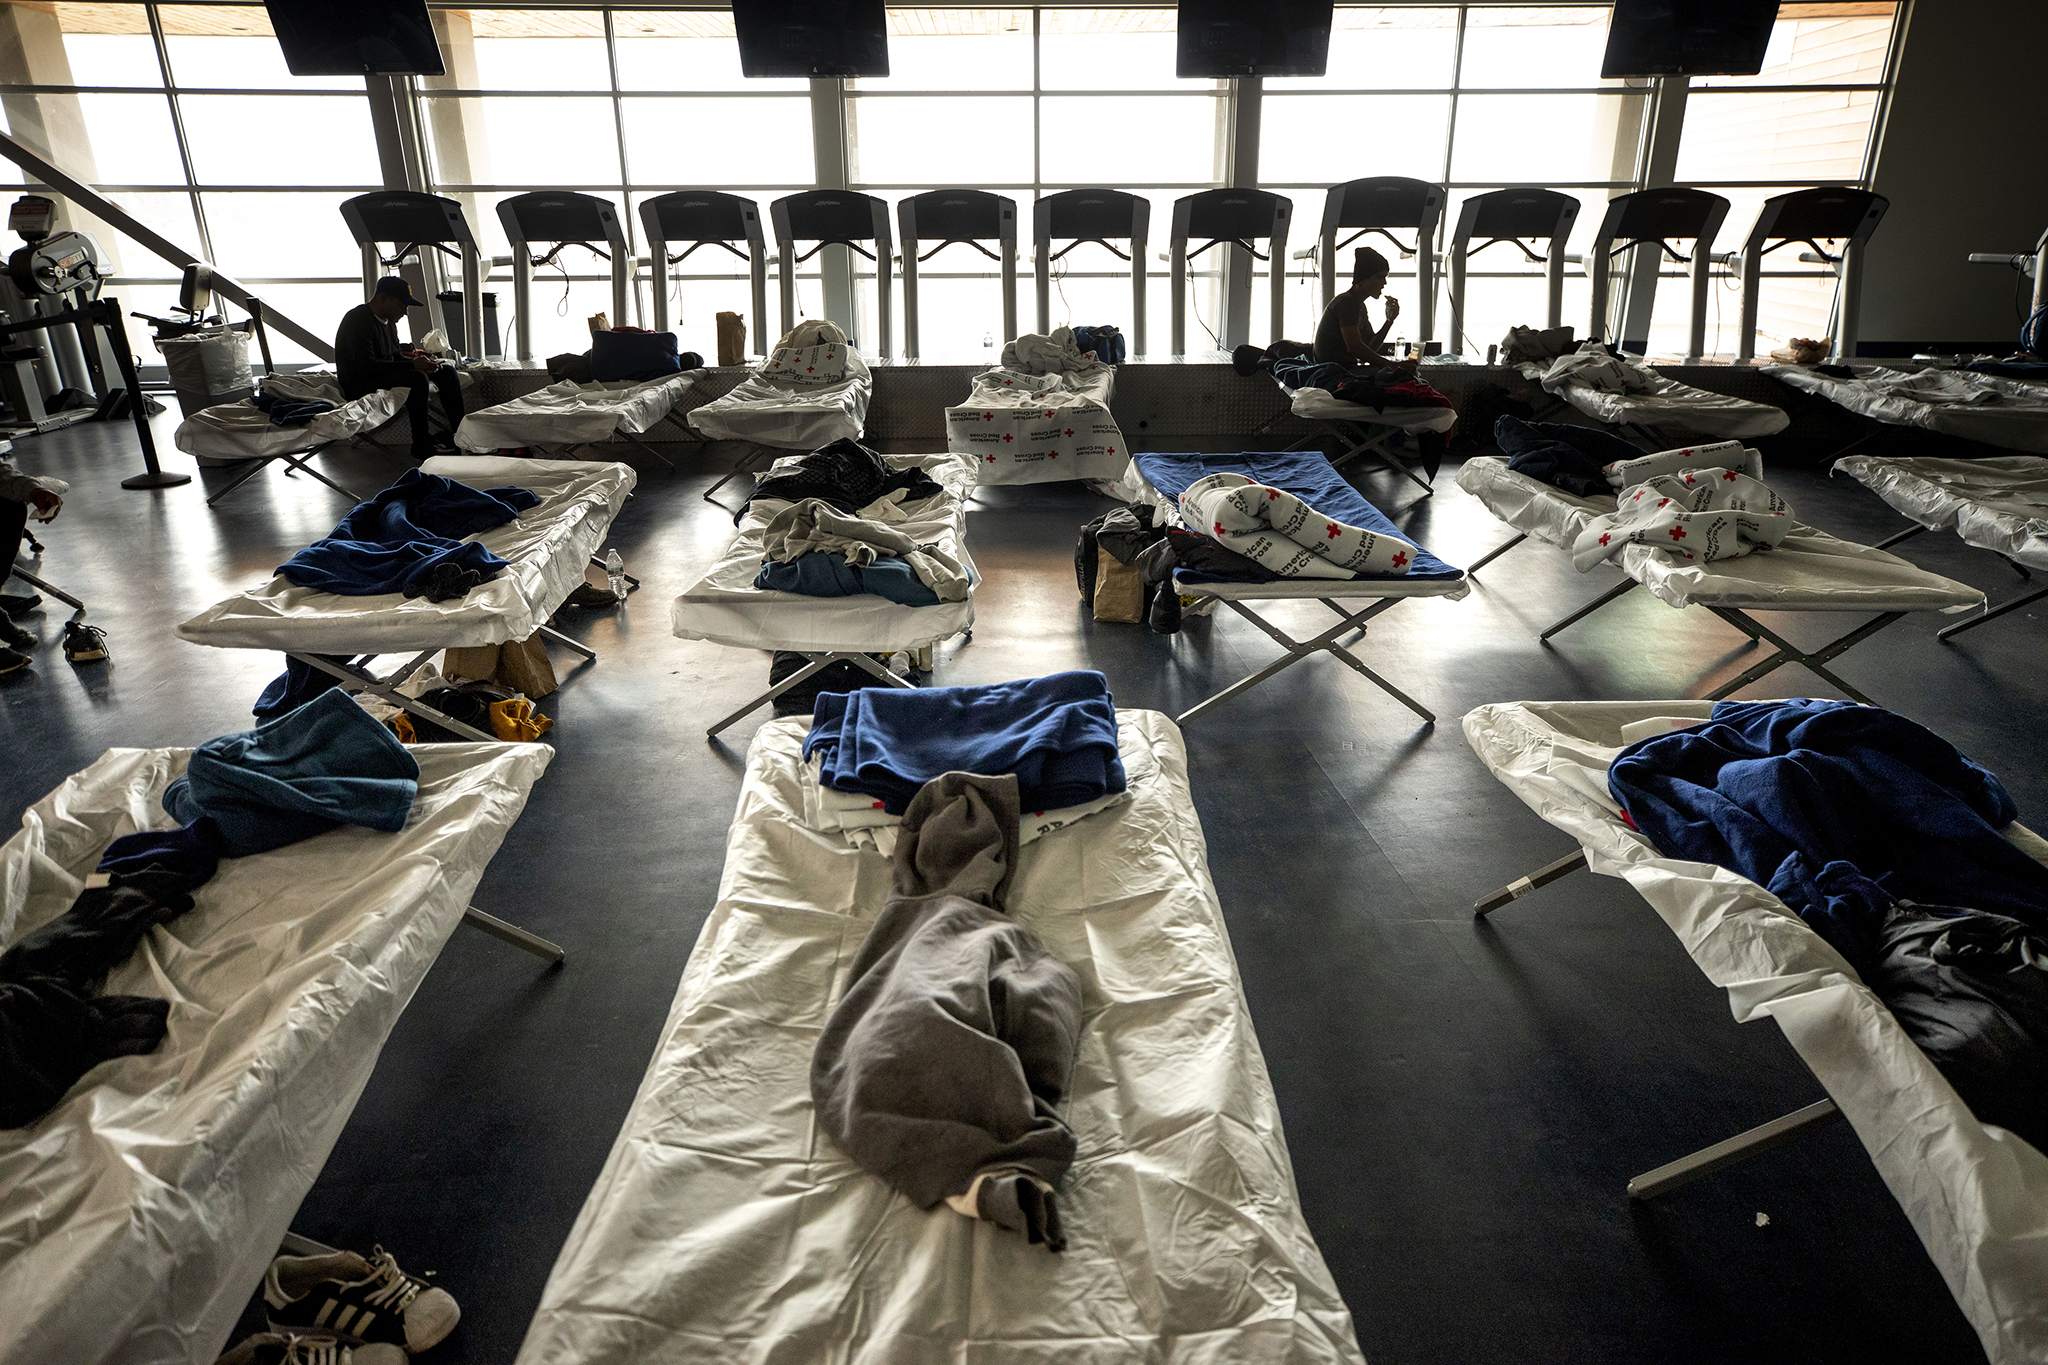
[1313,247,1417,373]
[335,276,464,462]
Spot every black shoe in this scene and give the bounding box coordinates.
[0,592,39,616]
[264,1245,459,1355]
[63,621,108,664]
[561,582,621,610]
[0,646,28,676]
[0,617,29,651]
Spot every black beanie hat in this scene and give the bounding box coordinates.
[1353,247,1390,283]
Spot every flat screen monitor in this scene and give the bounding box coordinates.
[1176,0,1335,79]
[1601,0,1779,78]
[265,0,445,76]
[733,0,889,79]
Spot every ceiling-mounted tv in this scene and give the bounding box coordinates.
[1601,0,1780,78]
[1176,0,1335,79]
[733,0,890,79]
[264,0,445,77]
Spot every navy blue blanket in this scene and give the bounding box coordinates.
[252,389,336,428]
[1496,416,1640,498]
[804,671,1125,817]
[1132,451,1460,583]
[1609,699,2048,965]
[164,689,420,858]
[278,468,540,599]
[755,554,939,607]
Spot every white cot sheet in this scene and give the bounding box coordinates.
[1766,364,2048,454]
[1462,699,2048,1365]
[1456,455,1983,613]
[516,710,1365,1365]
[688,346,872,450]
[0,741,553,1365]
[671,451,978,653]
[1281,376,1459,432]
[1119,459,1473,602]
[455,373,698,452]
[176,456,636,654]
[1835,454,2048,574]
[945,362,1129,485]
[175,371,405,466]
[1515,360,1790,440]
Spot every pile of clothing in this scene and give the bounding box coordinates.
[250,386,335,428]
[0,691,418,1128]
[1572,461,1792,571]
[1498,324,1577,367]
[1537,340,1653,395]
[748,439,962,606]
[1181,471,1418,578]
[1076,503,1275,634]
[1610,699,2048,1149]
[278,468,539,604]
[1000,325,1098,375]
[805,673,1130,1248]
[1257,341,1454,414]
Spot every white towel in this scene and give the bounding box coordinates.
[1179,472,1416,579]
[1572,468,1795,571]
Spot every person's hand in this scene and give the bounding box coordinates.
[27,489,60,522]
[410,353,440,374]
[1383,295,1401,324]
[1394,355,1420,374]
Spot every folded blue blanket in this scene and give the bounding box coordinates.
[164,689,420,857]
[278,468,541,599]
[1132,451,1461,582]
[755,553,940,607]
[1609,698,2048,965]
[804,671,1125,816]
[252,389,336,427]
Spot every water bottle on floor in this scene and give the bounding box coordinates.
[604,548,627,603]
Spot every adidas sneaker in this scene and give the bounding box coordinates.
[63,621,108,664]
[263,1245,459,1354]
[211,1331,405,1365]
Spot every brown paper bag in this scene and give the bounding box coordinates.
[441,643,500,684]
[716,311,746,366]
[495,634,558,699]
[1092,546,1145,623]
[587,312,610,336]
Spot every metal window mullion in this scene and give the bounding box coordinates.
[602,8,644,326]
[144,2,213,264]
[1858,0,1913,188]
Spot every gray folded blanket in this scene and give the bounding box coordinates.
[810,770,1084,1250]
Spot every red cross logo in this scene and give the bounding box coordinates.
[772,362,782,369]
[986,454,996,462]
[984,412,993,421]
[870,800,884,810]
[1599,533,1611,546]
[1106,447,1114,455]
[1669,526,1687,540]
[1683,472,1696,484]
[1045,410,1055,418]
[1214,520,1225,536]
[1003,433,1012,442]
[1003,379,1013,386]
[1268,490,1280,500]
[1326,524,1341,539]
[1680,448,1693,456]
[1634,491,1645,500]
[1064,428,1074,437]
[1390,550,1408,568]
[806,366,815,373]
[1722,470,1738,481]
[1657,499,1669,509]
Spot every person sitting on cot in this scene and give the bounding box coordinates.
[334,275,464,463]
[1313,247,1418,373]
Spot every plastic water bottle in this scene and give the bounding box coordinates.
[604,548,627,603]
[983,330,994,352]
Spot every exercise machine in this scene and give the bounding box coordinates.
[1585,187,1729,361]
[498,191,631,363]
[1307,177,1445,349]
[770,190,893,357]
[1033,188,1149,355]
[897,189,1016,360]
[338,191,484,358]
[639,190,769,357]
[1168,188,1291,356]
[1735,187,1887,363]
[1447,188,1580,355]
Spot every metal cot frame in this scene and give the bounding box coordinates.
[1866,519,2044,642]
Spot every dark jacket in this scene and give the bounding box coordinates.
[334,303,416,400]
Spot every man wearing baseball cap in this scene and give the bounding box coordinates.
[334,275,466,461]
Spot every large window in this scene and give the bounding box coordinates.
[0,2,379,362]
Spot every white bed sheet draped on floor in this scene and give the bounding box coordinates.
[687,345,872,450]
[671,451,978,654]
[1515,360,1790,440]
[1462,699,2048,1365]
[176,456,636,654]
[1766,365,2048,453]
[1835,454,2048,572]
[0,742,552,1365]
[1282,379,1460,432]
[174,371,406,465]
[944,361,1128,484]
[454,373,698,452]
[1455,455,1983,612]
[516,710,1364,1365]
